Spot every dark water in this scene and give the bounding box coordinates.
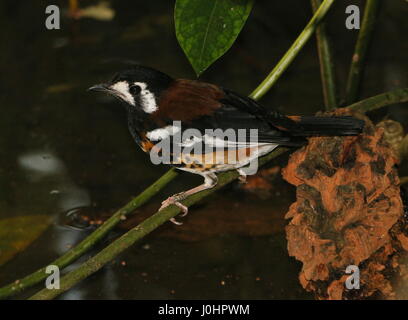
[0,0,407,299]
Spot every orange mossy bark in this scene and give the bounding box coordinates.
[282,108,406,299]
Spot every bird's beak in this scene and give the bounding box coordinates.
[88,83,110,92]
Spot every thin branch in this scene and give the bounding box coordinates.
[29,148,290,300]
[347,88,408,113]
[400,135,408,161]
[0,169,178,299]
[345,0,381,104]
[400,177,408,185]
[310,0,337,110]
[250,0,335,100]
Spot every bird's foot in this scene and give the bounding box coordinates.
[237,168,247,184]
[159,194,188,225]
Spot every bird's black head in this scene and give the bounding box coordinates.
[89,66,173,113]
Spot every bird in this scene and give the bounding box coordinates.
[89,65,364,224]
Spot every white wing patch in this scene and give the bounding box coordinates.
[177,134,269,148]
[110,81,135,106]
[146,125,181,141]
[179,135,203,147]
[202,135,268,148]
[133,82,158,113]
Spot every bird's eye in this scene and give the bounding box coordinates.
[129,84,142,95]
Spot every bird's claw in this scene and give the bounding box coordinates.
[237,168,247,184]
[170,217,183,225]
[159,196,188,225]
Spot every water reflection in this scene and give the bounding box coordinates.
[17,151,91,211]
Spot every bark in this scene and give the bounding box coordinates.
[282,108,407,299]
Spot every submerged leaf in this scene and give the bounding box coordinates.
[175,0,254,76]
[0,215,51,266]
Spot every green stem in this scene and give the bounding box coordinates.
[345,0,381,104]
[310,0,337,110]
[400,135,408,161]
[347,88,408,113]
[250,0,335,100]
[29,148,289,300]
[0,168,178,299]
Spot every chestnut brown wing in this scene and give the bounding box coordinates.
[151,79,225,122]
[151,79,305,146]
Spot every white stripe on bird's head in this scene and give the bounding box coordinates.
[133,82,158,113]
[110,81,135,106]
[109,81,158,113]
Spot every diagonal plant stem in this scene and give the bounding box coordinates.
[348,88,408,113]
[29,148,289,300]
[0,0,337,301]
[250,0,335,100]
[0,169,178,299]
[345,0,381,104]
[310,0,337,110]
[29,86,408,300]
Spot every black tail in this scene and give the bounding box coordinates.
[292,116,364,136]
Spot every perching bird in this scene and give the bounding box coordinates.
[89,65,364,224]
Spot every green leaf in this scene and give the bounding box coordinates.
[175,0,254,76]
[0,215,51,266]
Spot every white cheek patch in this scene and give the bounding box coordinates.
[146,125,181,141]
[110,81,135,106]
[133,82,158,113]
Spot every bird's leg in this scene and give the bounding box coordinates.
[237,168,247,184]
[159,173,218,225]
